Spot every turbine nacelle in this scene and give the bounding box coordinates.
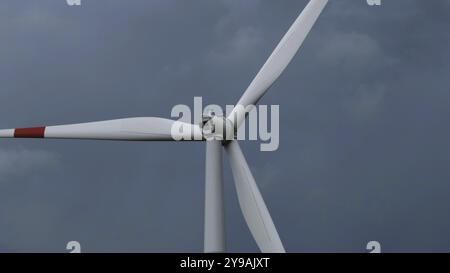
[201,114,234,141]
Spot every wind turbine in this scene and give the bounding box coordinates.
[0,0,328,253]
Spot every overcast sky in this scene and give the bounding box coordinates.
[1,0,450,252]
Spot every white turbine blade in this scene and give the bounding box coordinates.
[225,140,285,253]
[0,117,203,141]
[227,0,328,128]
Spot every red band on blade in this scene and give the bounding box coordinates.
[14,127,46,138]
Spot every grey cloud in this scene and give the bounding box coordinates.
[206,26,264,67]
[342,84,386,120]
[0,148,59,178]
[1,0,450,252]
[316,32,387,70]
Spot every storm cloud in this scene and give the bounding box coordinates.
[1,0,450,252]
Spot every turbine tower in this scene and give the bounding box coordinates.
[0,0,328,253]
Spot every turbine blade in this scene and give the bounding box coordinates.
[227,0,328,128]
[225,140,285,253]
[204,140,226,253]
[0,117,203,141]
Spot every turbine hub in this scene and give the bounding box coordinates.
[202,114,234,141]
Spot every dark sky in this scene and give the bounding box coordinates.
[1,0,450,252]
